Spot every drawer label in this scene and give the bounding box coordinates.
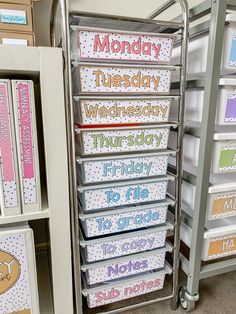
[89,274,164,308]
[229,34,236,67]
[218,146,236,172]
[79,65,171,94]
[77,29,173,63]
[80,128,169,155]
[225,95,236,123]
[85,206,167,236]
[2,38,28,46]
[79,98,170,125]
[212,193,236,218]
[208,235,236,258]
[82,155,168,183]
[83,181,168,211]
[0,9,27,25]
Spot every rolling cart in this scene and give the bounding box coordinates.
[50,1,189,313]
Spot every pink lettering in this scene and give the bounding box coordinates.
[93,35,110,52]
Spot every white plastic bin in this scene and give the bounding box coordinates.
[78,176,174,212]
[70,27,174,64]
[181,217,236,261]
[80,199,173,237]
[74,96,177,126]
[82,244,172,285]
[174,180,236,221]
[80,223,173,262]
[172,14,236,75]
[82,265,172,308]
[72,63,175,95]
[76,125,171,156]
[169,131,236,174]
[77,150,175,184]
[170,78,236,126]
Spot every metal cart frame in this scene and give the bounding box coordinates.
[50,1,189,313]
[168,0,236,312]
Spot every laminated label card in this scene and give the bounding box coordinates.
[78,127,169,155]
[225,94,236,123]
[0,9,27,24]
[77,65,172,94]
[208,234,236,259]
[218,145,236,172]
[230,34,236,67]
[211,192,236,219]
[0,228,39,314]
[77,98,171,125]
[75,28,173,64]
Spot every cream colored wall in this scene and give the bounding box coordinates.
[33,0,204,46]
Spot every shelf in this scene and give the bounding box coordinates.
[0,209,50,225]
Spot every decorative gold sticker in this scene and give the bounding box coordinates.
[0,250,21,295]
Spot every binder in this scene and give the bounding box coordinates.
[0,225,40,314]
[11,80,41,213]
[0,79,21,216]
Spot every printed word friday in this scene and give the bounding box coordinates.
[93,70,160,90]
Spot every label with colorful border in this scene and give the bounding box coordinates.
[78,65,171,94]
[208,234,236,259]
[229,34,236,67]
[76,29,173,63]
[225,94,236,123]
[218,145,236,172]
[211,192,236,219]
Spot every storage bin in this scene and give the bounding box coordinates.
[172,14,236,75]
[77,150,175,184]
[169,131,236,173]
[0,3,33,33]
[76,125,171,156]
[170,78,236,126]
[82,244,172,285]
[173,180,236,221]
[83,265,172,308]
[72,63,175,95]
[74,96,177,126]
[78,175,174,212]
[181,216,236,261]
[80,223,173,262]
[0,31,34,46]
[79,199,173,237]
[70,27,174,64]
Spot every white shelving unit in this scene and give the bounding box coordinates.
[0,46,74,314]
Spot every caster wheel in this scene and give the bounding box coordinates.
[179,287,196,312]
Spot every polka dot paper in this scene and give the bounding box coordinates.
[78,65,172,94]
[81,205,167,237]
[80,154,168,184]
[77,98,171,125]
[0,229,39,314]
[87,271,165,308]
[85,250,166,285]
[82,180,168,211]
[85,228,167,262]
[75,28,173,64]
[79,127,169,155]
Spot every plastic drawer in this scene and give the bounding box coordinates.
[78,175,174,212]
[70,27,174,64]
[82,265,172,308]
[82,244,172,285]
[170,78,236,126]
[181,217,236,261]
[80,223,173,262]
[74,96,177,126]
[76,126,171,156]
[180,180,236,221]
[79,199,173,237]
[172,14,236,75]
[72,63,175,95]
[169,132,236,174]
[77,150,175,184]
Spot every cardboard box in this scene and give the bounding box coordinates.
[0,0,32,4]
[0,3,33,33]
[0,31,34,45]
